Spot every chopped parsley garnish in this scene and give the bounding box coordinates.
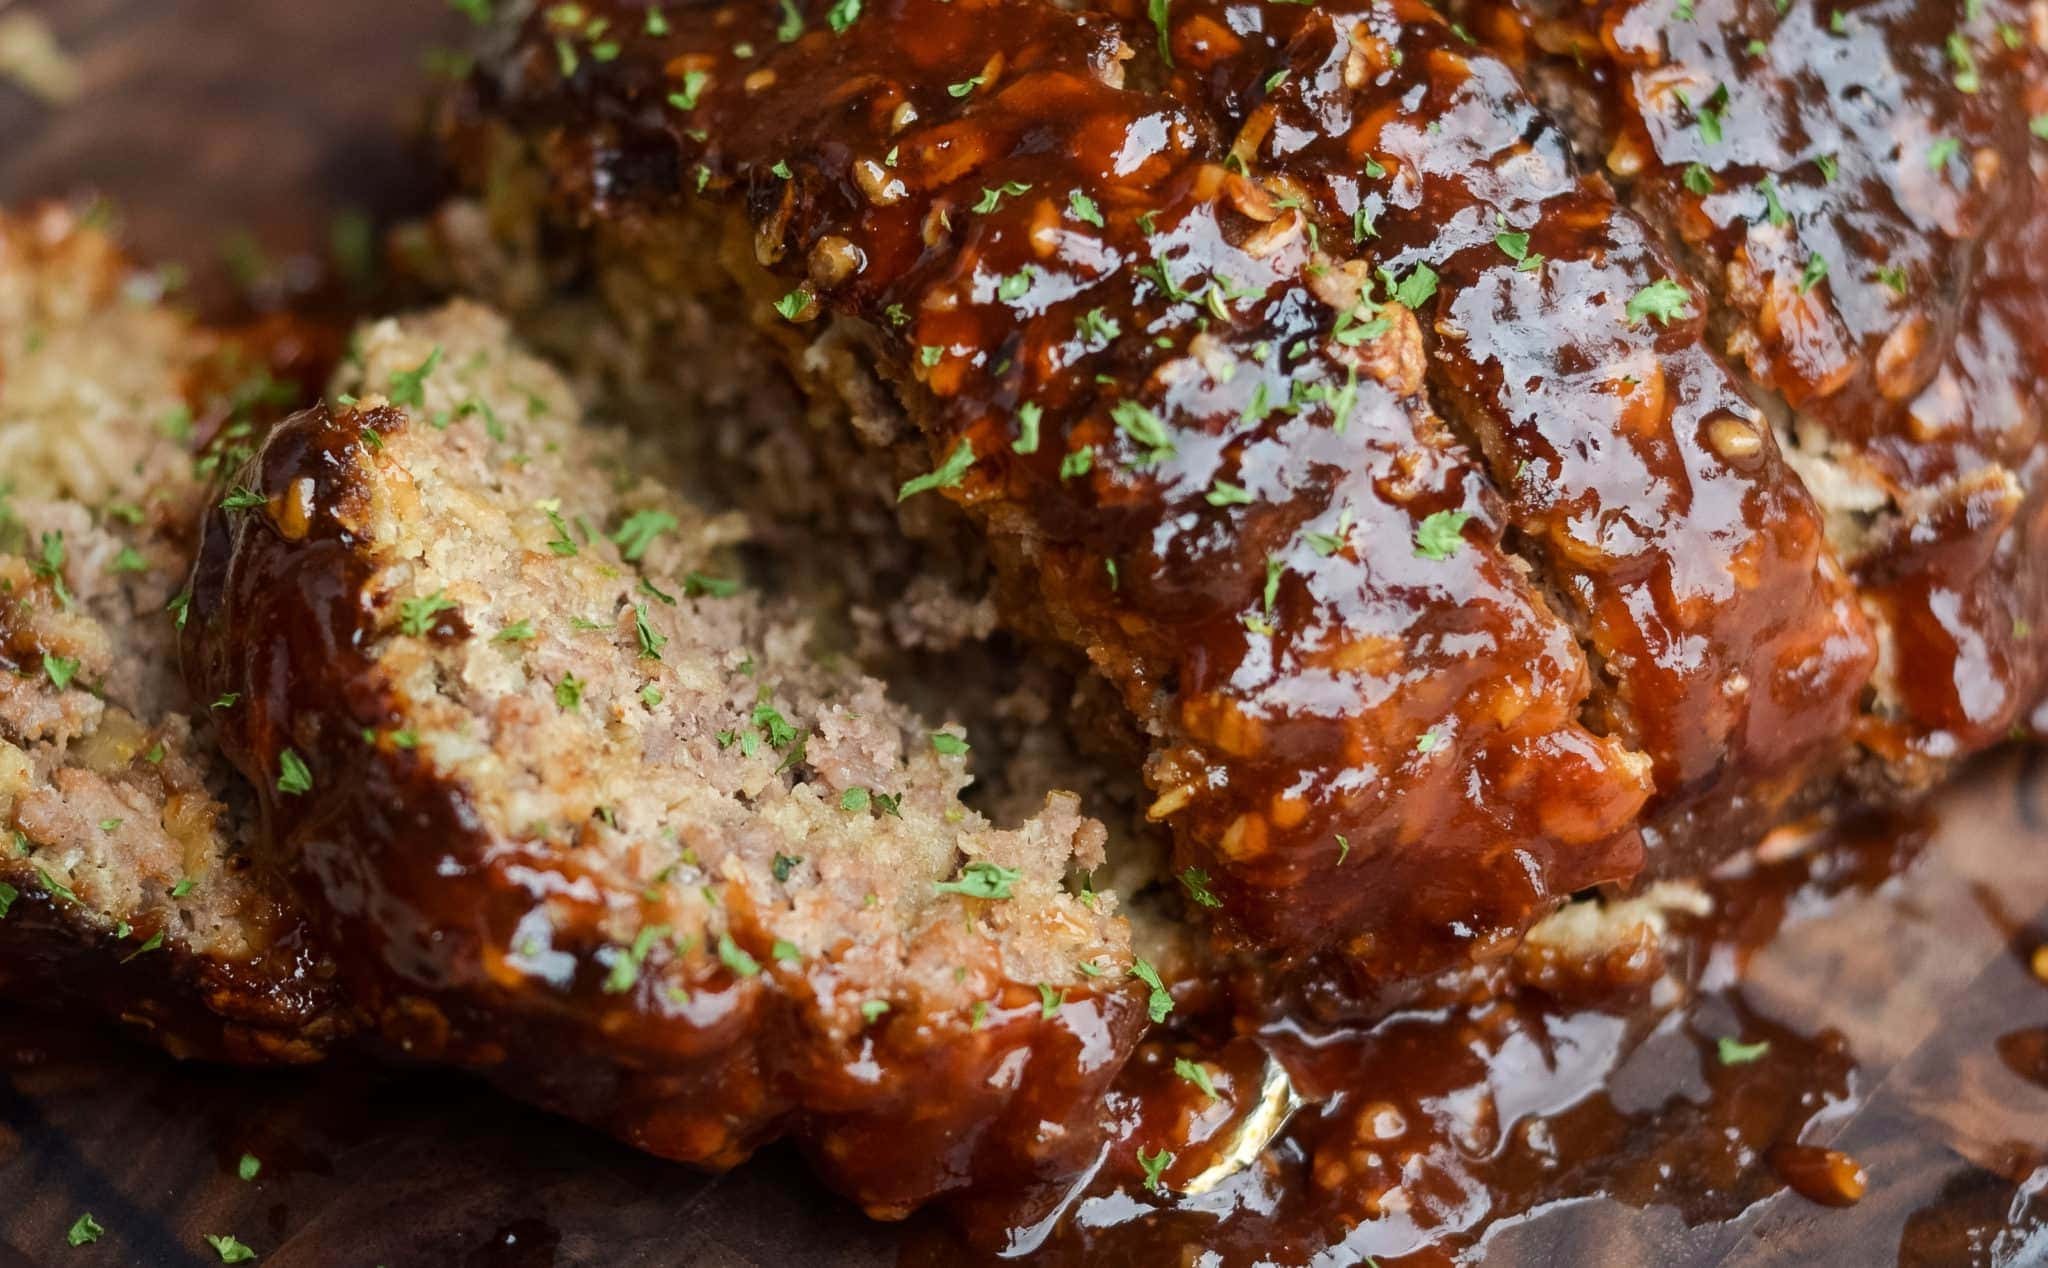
[1717,1035,1770,1065]
[1695,83,1729,144]
[170,878,196,898]
[996,266,1034,303]
[276,750,312,796]
[398,590,458,637]
[237,1153,262,1181]
[1173,1057,1219,1100]
[898,437,976,501]
[542,505,579,556]
[668,69,708,111]
[935,860,1022,900]
[776,0,803,41]
[387,346,442,409]
[42,653,79,691]
[67,1214,105,1247]
[1110,399,1175,464]
[771,939,802,963]
[0,881,18,920]
[840,787,871,813]
[1927,136,1961,173]
[1758,175,1790,228]
[1206,479,1253,507]
[1416,729,1445,754]
[1797,252,1830,294]
[213,693,240,710]
[972,180,1031,213]
[1075,306,1121,346]
[1068,190,1104,228]
[203,1234,257,1263]
[860,999,891,1024]
[1038,983,1064,1018]
[613,508,679,561]
[555,673,585,711]
[220,486,266,513]
[772,853,801,882]
[494,619,537,643]
[2033,116,2048,141]
[1625,278,1693,327]
[1148,0,1174,65]
[1014,400,1043,454]
[37,869,77,904]
[604,923,670,994]
[826,0,863,33]
[1414,508,1473,561]
[931,731,969,755]
[1138,1145,1174,1193]
[949,74,987,98]
[635,605,667,660]
[716,932,761,978]
[1059,446,1095,479]
[773,288,809,320]
[1391,262,1439,309]
[1179,866,1221,908]
[1130,957,1173,1023]
[1876,265,1910,296]
[1683,162,1716,195]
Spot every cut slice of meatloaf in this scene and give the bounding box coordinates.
[1465,0,2048,779]
[181,301,1143,1219]
[0,205,348,1063]
[448,0,1663,979]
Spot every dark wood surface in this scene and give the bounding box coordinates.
[3,2,2047,1265]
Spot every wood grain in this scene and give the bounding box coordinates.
[2,2,2047,1265]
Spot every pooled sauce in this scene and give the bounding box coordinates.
[908,781,2048,1263]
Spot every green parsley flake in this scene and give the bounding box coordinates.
[1391,263,1439,309]
[860,999,891,1024]
[67,1214,104,1247]
[387,346,442,409]
[1174,1056,1219,1100]
[1414,508,1473,561]
[495,619,537,643]
[398,590,458,637]
[1068,190,1104,228]
[1014,401,1043,454]
[898,437,976,501]
[931,731,970,755]
[1110,399,1175,463]
[1038,983,1064,1018]
[949,74,987,98]
[935,860,1022,900]
[1683,162,1716,195]
[0,881,18,919]
[1797,253,1830,294]
[972,180,1031,213]
[717,932,761,978]
[669,69,708,111]
[220,486,266,513]
[1148,0,1174,65]
[1758,175,1790,228]
[1138,1145,1174,1193]
[613,512,677,566]
[1130,957,1173,1023]
[276,749,313,796]
[238,1153,261,1181]
[826,0,863,32]
[1206,479,1253,507]
[555,673,585,711]
[204,1234,257,1263]
[1625,277,1693,327]
[840,786,872,813]
[42,653,79,691]
[1060,446,1095,479]
[1927,137,1962,173]
[1179,866,1222,908]
[773,288,809,320]
[1717,1035,1771,1065]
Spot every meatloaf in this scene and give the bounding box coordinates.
[437,0,2041,977]
[0,205,349,1063]
[1462,0,2048,771]
[181,301,1145,1218]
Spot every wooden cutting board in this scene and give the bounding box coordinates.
[3,2,2046,1264]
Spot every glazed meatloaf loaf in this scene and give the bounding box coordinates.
[434,0,2045,977]
[0,206,349,1063]
[181,301,1147,1217]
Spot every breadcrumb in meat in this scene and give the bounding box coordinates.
[0,205,347,1063]
[186,302,1144,1217]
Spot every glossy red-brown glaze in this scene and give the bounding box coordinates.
[180,402,1145,1218]
[1470,0,2048,766]
[1154,0,1876,861]
[916,812,1931,1264]
[462,0,1662,975]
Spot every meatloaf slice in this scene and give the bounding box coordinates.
[0,205,349,1063]
[1466,0,2048,777]
[448,0,1661,978]
[182,301,1143,1218]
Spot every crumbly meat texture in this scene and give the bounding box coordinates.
[450,0,1673,980]
[182,302,1143,1218]
[1462,0,2048,778]
[0,206,347,1063]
